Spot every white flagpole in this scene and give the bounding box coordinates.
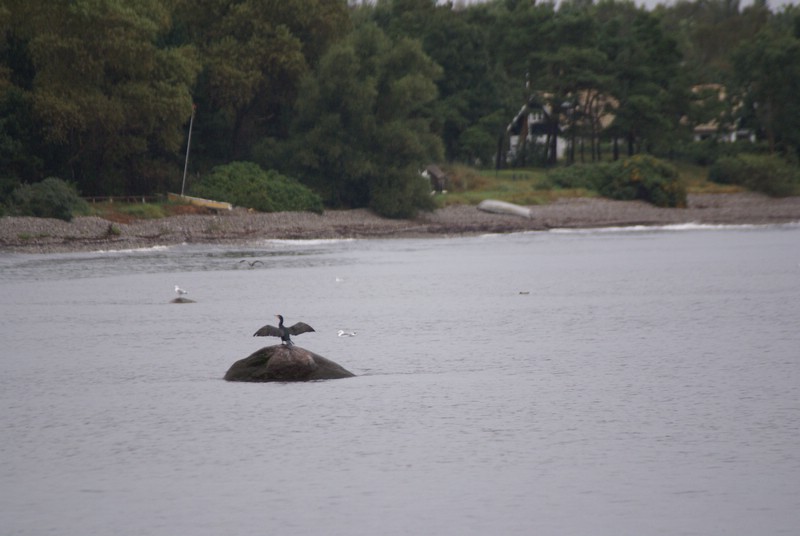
[181,103,196,197]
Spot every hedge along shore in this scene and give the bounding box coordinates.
[2,192,800,254]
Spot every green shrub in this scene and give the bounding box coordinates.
[0,176,21,204]
[9,177,88,221]
[709,154,799,197]
[545,156,686,207]
[1,177,22,217]
[602,155,686,208]
[673,139,721,166]
[191,162,323,214]
[707,156,740,185]
[369,169,435,219]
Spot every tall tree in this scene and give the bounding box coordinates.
[600,6,684,157]
[4,0,200,195]
[525,4,608,164]
[371,0,512,164]
[174,0,350,164]
[660,0,769,83]
[278,22,442,217]
[732,18,800,158]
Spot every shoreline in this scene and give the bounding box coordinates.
[2,192,800,254]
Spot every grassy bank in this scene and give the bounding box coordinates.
[84,198,214,223]
[434,165,590,207]
[434,162,743,209]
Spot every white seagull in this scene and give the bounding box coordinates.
[337,330,356,337]
[174,285,188,296]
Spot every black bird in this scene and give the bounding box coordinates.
[254,314,315,346]
[239,259,264,268]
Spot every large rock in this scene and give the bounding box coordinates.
[224,345,355,382]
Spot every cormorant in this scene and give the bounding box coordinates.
[254,315,315,346]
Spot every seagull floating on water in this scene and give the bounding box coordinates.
[254,314,315,346]
[175,285,188,296]
[338,330,357,337]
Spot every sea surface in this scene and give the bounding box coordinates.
[1,224,799,536]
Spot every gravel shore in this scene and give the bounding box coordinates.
[2,192,799,254]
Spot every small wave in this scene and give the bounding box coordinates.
[93,245,173,254]
[548,221,799,234]
[260,238,357,247]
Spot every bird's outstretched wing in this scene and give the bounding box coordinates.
[254,325,281,337]
[288,322,315,335]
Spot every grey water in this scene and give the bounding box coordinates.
[1,224,799,536]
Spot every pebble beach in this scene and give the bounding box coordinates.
[2,192,800,254]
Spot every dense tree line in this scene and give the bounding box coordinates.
[1,0,799,216]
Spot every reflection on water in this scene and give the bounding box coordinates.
[0,239,363,282]
[1,225,799,536]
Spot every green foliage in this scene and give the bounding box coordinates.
[116,204,166,219]
[276,21,443,218]
[2,0,799,212]
[672,138,772,166]
[602,155,686,207]
[0,176,21,206]
[374,0,512,164]
[660,0,770,82]
[732,23,800,159]
[546,156,686,207]
[545,163,614,191]
[369,168,435,219]
[9,177,88,221]
[191,161,323,213]
[0,87,43,182]
[175,0,350,162]
[709,154,800,197]
[4,0,202,195]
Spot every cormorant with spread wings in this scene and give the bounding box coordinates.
[254,315,315,346]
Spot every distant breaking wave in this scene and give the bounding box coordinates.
[261,238,357,247]
[548,221,800,234]
[95,245,172,254]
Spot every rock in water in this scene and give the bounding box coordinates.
[224,345,355,382]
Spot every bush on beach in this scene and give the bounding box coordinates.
[545,155,687,208]
[546,163,612,191]
[191,162,324,214]
[708,154,800,197]
[602,155,687,208]
[7,177,88,221]
[369,168,436,219]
